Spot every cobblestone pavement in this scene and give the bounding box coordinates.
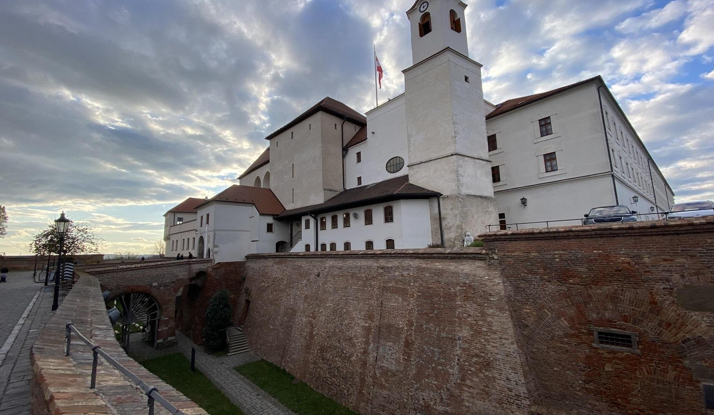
[176,333,296,415]
[0,272,41,347]
[0,282,68,415]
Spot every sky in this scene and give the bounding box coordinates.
[0,0,713,255]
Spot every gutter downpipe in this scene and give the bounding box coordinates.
[341,116,348,191]
[437,196,445,247]
[597,84,619,205]
[647,159,660,219]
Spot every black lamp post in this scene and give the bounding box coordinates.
[52,212,71,311]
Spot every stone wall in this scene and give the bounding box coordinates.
[0,254,104,271]
[31,274,206,415]
[241,250,532,415]
[482,218,714,415]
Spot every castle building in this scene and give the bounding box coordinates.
[164,0,674,262]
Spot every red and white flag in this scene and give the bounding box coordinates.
[375,55,383,89]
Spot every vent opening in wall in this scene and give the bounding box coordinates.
[593,328,638,352]
[464,75,470,83]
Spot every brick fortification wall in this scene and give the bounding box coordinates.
[31,275,206,415]
[482,218,714,415]
[242,250,532,415]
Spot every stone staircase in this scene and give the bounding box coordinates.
[227,326,250,356]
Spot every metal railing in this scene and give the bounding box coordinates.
[65,323,185,415]
[487,211,675,232]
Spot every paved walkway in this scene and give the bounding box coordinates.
[0,272,42,348]
[0,281,68,415]
[176,333,295,415]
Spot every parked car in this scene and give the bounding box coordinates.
[583,206,638,225]
[667,201,714,220]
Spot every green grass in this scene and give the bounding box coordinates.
[236,360,359,415]
[141,353,244,415]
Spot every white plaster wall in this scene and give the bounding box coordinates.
[345,95,409,189]
[164,212,197,241]
[320,112,360,200]
[290,199,433,252]
[494,175,616,230]
[238,162,270,189]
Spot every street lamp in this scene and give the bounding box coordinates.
[52,212,71,311]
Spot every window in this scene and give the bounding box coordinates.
[305,244,311,252]
[464,75,470,83]
[419,13,432,37]
[309,124,311,130]
[344,242,351,251]
[200,216,203,226]
[626,162,631,178]
[291,131,293,139]
[357,177,362,186]
[386,156,405,173]
[384,206,394,223]
[331,215,338,229]
[192,237,195,249]
[343,213,350,228]
[487,134,498,152]
[364,209,373,225]
[491,166,501,183]
[365,241,374,250]
[356,152,362,163]
[499,213,507,231]
[619,156,623,171]
[605,111,611,130]
[593,328,638,352]
[292,188,295,203]
[292,164,294,178]
[267,223,274,233]
[612,150,617,168]
[544,152,558,172]
[320,243,327,251]
[539,117,553,137]
[304,219,310,230]
[320,217,326,230]
[450,10,462,32]
[330,243,336,251]
[386,239,395,249]
[206,214,209,225]
[176,217,184,225]
[335,123,337,130]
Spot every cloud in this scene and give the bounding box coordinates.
[616,0,688,34]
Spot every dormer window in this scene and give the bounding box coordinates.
[450,10,461,33]
[419,13,432,37]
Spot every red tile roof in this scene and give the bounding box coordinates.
[265,97,366,141]
[166,198,205,214]
[344,126,368,149]
[486,76,600,119]
[238,148,270,179]
[196,185,285,215]
[277,175,439,219]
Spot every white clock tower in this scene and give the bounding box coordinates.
[404,0,498,246]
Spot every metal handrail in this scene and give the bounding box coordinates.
[487,211,676,232]
[65,323,185,415]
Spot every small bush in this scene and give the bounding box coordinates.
[202,290,233,352]
[468,240,485,248]
[427,243,444,248]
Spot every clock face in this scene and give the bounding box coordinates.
[419,1,429,13]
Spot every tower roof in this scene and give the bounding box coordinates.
[238,148,270,179]
[264,97,366,141]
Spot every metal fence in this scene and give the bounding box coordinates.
[64,323,185,415]
[487,211,674,233]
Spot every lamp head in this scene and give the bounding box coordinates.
[520,197,528,207]
[54,212,71,236]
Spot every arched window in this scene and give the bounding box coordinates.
[331,215,338,229]
[344,242,351,251]
[329,243,336,251]
[343,213,351,228]
[305,244,311,252]
[320,217,327,230]
[320,243,327,251]
[419,13,432,37]
[386,239,395,250]
[384,206,394,223]
[254,176,261,188]
[365,241,374,250]
[364,209,373,225]
[450,10,461,33]
[263,172,271,188]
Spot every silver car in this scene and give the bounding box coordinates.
[667,201,714,220]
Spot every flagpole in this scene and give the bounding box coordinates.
[374,45,378,108]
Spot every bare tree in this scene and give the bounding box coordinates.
[113,252,138,261]
[0,206,7,237]
[153,239,166,257]
[29,221,103,256]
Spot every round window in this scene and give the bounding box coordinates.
[386,156,405,174]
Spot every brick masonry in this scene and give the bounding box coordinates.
[241,250,532,415]
[30,274,206,415]
[482,218,714,415]
[0,254,104,271]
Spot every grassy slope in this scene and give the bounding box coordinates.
[236,360,359,415]
[141,353,244,415]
